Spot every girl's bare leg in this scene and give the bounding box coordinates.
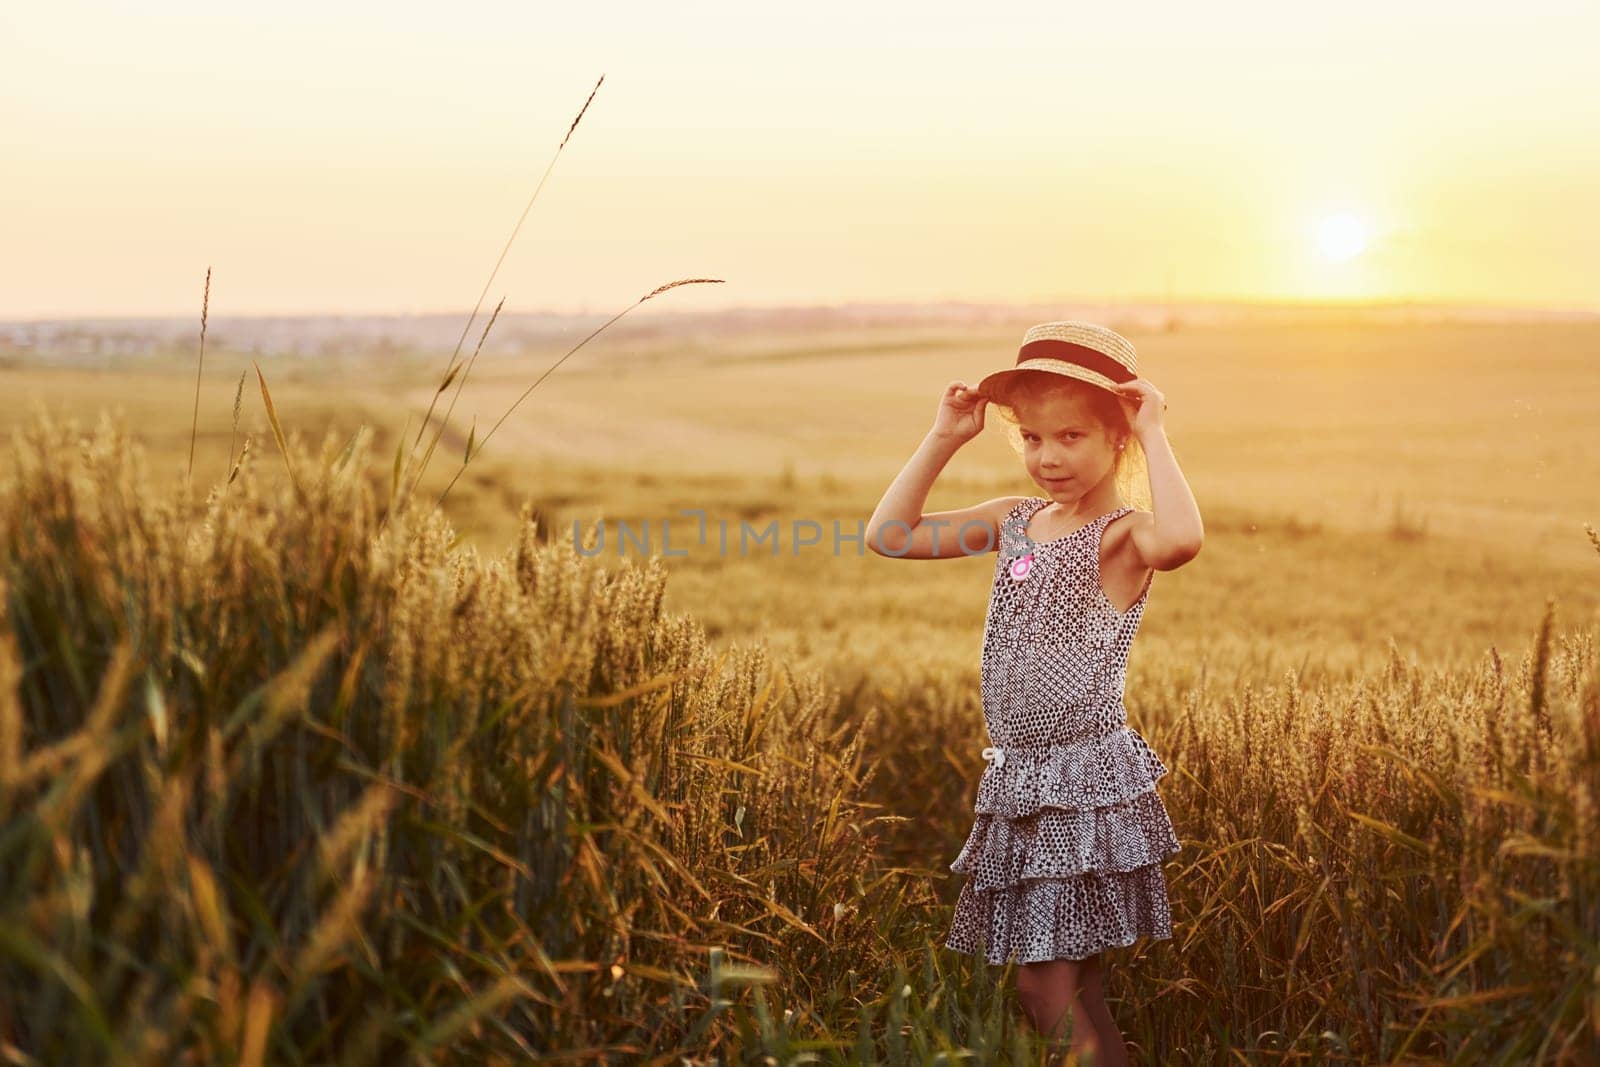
[1073,953,1128,1066]
[1016,954,1129,1065]
[1015,958,1094,1061]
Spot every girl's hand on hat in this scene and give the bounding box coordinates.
[932,381,988,443]
[1108,378,1167,437]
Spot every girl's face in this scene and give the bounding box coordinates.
[1013,389,1121,498]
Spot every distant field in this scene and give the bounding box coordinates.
[6,318,1597,690]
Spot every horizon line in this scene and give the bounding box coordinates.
[6,293,1600,326]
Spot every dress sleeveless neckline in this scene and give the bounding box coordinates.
[1021,499,1132,547]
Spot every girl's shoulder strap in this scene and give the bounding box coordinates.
[1014,496,1055,527]
[1090,505,1141,543]
[1006,496,1048,521]
[998,497,1048,555]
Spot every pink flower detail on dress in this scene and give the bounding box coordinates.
[1009,552,1034,581]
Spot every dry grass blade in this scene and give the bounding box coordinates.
[1497,833,1578,861]
[573,668,689,709]
[400,73,606,492]
[227,370,245,478]
[185,852,232,960]
[589,742,674,827]
[642,277,722,301]
[390,412,411,510]
[252,360,301,501]
[434,360,465,402]
[242,626,342,753]
[20,643,134,792]
[404,297,504,504]
[240,979,278,1067]
[186,266,211,484]
[0,924,115,1051]
[1349,811,1433,855]
[1528,597,1555,743]
[415,974,538,1054]
[290,868,375,988]
[434,292,505,444]
[1416,985,1544,1009]
[0,624,21,796]
[434,277,725,506]
[316,783,398,882]
[560,73,603,151]
[227,435,250,486]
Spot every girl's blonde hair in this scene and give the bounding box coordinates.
[986,370,1153,512]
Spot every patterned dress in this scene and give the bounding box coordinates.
[943,497,1182,965]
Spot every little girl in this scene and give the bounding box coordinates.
[867,321,1203,1063]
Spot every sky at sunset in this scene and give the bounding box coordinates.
[3,1,1598,319]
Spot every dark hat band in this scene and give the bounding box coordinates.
[1016,339,1135,384]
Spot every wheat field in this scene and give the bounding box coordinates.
[1,316,1598,1062]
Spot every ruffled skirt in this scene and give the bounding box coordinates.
[943,724,1182,965]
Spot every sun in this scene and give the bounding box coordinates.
[1313,211,1370,262]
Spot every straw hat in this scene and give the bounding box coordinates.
[977,320,1137,402]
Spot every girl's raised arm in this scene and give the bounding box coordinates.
[867,381,1026,560]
